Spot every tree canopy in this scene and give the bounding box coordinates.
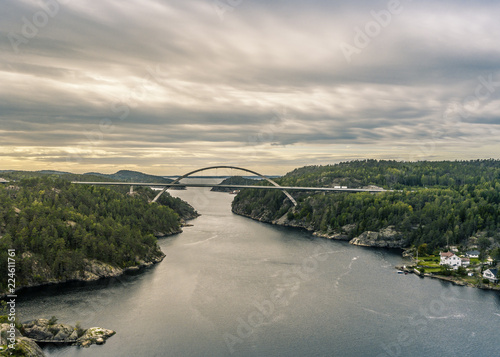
[233,160,500,251]
[0,175,197,293]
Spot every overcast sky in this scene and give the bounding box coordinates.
[1,0,499,175]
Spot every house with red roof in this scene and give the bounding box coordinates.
[440,251,462,269]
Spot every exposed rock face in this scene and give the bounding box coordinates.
[15,337,46,356]
[77,327,116,348]
[22,319,115,348]
[349,226,407,248]
[232,207,317,232]
[0,323,46,357]
[2,253,165,297]
[271,215,315,232]
[80,260,125,281]
[312,231,350,241]
[233,207,348,242]
[232,204,408,248]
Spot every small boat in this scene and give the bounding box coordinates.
[397,270,404,274]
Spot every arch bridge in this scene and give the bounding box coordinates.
[72,165,389,207]
[151,165,297,205]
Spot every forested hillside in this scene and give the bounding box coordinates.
[0,175,197,294]
[232,160,500,253]
[83,169,174,183]
[280,159,500,189]
[210,176,256,192]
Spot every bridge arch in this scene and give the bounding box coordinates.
[152,165,297,206]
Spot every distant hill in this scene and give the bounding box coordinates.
[0,170,116,183]
[84,170,174,183]
[38,170,73,175]
[210,176,258,192]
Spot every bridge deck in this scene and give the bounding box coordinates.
[72,182,389,193]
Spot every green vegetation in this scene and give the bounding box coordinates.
[416,256,440,267]
[211,176,257,192]
[0,174,197,294]
[233,160,500,251]
[278,159,500,189]
[83,169,174,183]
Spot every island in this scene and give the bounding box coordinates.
[1,316,115,356]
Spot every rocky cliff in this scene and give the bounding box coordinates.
[2,253,165,299]
[1,323,45,356]
[349,226,408,248]
[232,205,407,248]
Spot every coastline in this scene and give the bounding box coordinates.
[396,264,500,292]
[1,253,166,300]
[231,207,500,292]
[0,212,201,300]
[231,206,406,248]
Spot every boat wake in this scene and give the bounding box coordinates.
[184,235,219,246]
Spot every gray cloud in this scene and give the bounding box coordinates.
[1,0,499,174]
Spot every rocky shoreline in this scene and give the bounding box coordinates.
[395,265,500,291]
[1,319,115,356]
[233,207,500,292]
[0,221,201,299]
[1,253,165,300]
[232,206,407,249]
[22,319,115,347]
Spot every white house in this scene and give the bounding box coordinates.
[466,250,480,258]
[483,268,498,283]
[461,258,470,267]
[440,252,462,269]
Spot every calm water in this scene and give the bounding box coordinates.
[18,186,500,357]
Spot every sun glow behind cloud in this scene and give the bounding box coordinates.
[0,0,499,175]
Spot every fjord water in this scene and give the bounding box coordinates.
[18,186,500,357]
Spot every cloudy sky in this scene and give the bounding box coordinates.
[1,0,500,175]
